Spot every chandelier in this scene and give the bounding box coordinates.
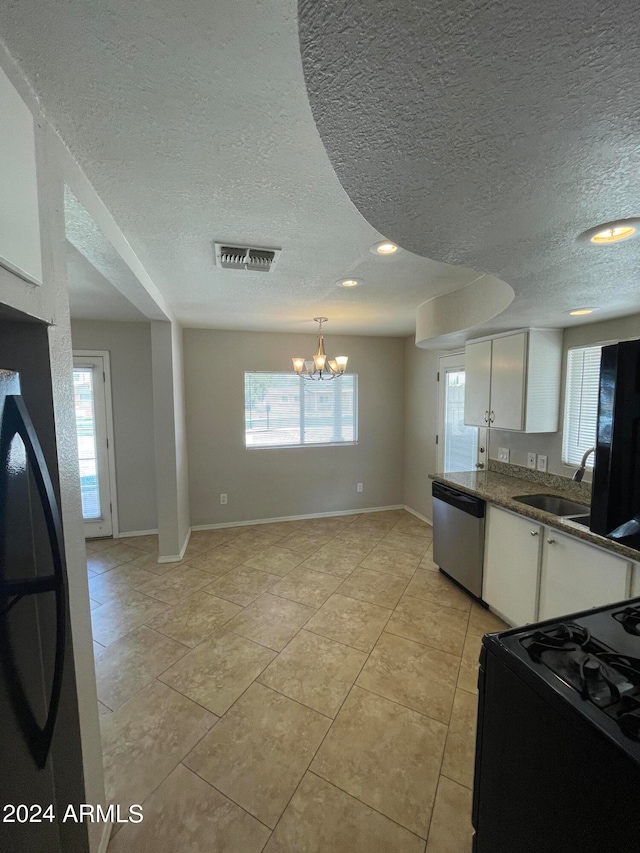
[292,318,348,381]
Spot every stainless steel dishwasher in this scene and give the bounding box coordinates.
[432,481,485,599]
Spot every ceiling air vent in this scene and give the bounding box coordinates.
[214,243,281,273]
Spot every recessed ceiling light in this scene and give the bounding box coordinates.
[591,225,636,244]
[568,308,599,316]
[370,240,399,255]
[578,218,640,246]
[336,278,362,287]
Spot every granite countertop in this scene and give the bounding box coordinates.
[429,469,640,563]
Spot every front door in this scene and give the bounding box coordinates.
[437,353,487,474]
[72,355,113,538]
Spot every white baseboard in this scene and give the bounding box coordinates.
[191,505,405,532]
[97,822,112,853]
[157,527,192,563]
[115,528,158,538]
[404,505,433,526]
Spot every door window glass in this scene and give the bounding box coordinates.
[73,367,101,519]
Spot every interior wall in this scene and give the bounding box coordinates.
[70,319,157,534]
[184,329,405,525]
[403,337,444,522]
[489,312,640,479]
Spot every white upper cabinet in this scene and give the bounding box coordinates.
[490,333,527,430]
[464,340,492,427]
[464,329,562,432]
[0,66,42,285]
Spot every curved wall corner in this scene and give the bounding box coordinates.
[415,275,514,348]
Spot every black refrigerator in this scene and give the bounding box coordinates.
[0,315,88,853]
[591,337,640,549]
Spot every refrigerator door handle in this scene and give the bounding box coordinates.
[0,394,67,769]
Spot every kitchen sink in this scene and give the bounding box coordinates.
[513,494,589,516]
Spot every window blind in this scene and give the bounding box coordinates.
[245,372,357,448]
[561,345,602,467]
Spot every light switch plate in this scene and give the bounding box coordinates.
[498,447,510,463]
[537,455,548,472]
[527,452,537,469]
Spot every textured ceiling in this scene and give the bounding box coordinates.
[0,0,484,336]
[299,0,640,339]
[66,242,147,323]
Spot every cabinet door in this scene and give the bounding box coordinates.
[483,506,541,626]
[0,66,42,284]
[490,333,526,430]
[539,531,630,621]
[464,340,492,427]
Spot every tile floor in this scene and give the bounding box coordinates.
[87,510,508,852]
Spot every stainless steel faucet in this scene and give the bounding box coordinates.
[572,446,595,482]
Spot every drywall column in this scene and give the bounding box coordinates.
[151,320,190,559]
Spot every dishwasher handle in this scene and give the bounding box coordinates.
[432,481,486,518]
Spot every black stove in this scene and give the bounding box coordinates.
[521,616,640,738]
[473,597,640,853]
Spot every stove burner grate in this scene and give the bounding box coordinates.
[613,605,640,637]
[521,621,640,740]
[617,695,640,740]
[523,622,591,661]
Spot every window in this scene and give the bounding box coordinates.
[442,367,478,473]
[562,344,602,467]
[245,372,357,448]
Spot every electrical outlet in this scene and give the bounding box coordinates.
[357,483,363,493]
[537,455,548,473]
[220,493,228,505]
[527,452,537,470]
[498,447,510,463]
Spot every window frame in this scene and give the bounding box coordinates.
[244,371,358,450]
[561,343,603,469]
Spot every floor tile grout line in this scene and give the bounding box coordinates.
[306,762,434,844]
[264,636,378,842]
[181,761,277,835]
[383,625,466,658]
[310,768,433,844]
[351,681,458,729]
[91,514,445,845]
[250,679,336,722]
[156,655,278,720]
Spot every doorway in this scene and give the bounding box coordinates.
[72,351,117,538]
[437,353,487,474]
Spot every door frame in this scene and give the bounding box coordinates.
[73,349,119,538]
[437,352,487,473]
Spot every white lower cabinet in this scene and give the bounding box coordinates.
[631,563,640,598]
[538,530,631,621]
[484,505,632,627]
[483,506,541,626]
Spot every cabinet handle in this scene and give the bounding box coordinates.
[546,538,556,544]
[489,410,495,423]
[475,462,485,469]
[530,530,538,536]
[484,410,489,423]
